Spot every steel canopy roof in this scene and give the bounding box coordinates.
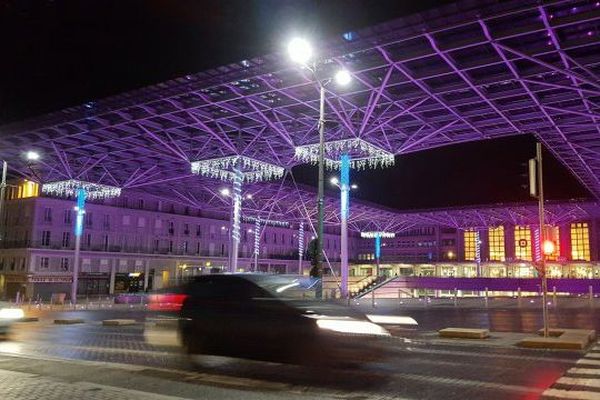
[2,0,600,231]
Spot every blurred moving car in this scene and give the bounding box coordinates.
[0,302,25,337]
[145,274,390,365]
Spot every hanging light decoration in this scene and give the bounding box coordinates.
[243,216,289,228]
[295,138,395,171]
[360,231,396,239]
[190,155,284,183]
[42,179,121,200]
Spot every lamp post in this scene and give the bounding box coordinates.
[288,38,351,295]
[330,173,358,298]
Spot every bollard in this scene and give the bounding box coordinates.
[590,285,594,306]
[552,286,557,307]
[454,288,458,307]
[372,289,376,308]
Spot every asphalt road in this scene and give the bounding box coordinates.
[0,306,594,400]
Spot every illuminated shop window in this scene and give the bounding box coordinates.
[11,180,39,199]
[514,225,532,261]
[545,226,560,261]
[464,230,476,261]
[570,222,590,261]
[488,226,505,261]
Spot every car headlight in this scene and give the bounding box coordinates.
[0,308,24,320]
[366,315,418,325]
[316,318,390,336]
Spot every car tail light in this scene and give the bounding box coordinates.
[148,293,188,312]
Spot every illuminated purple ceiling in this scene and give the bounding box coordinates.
[1,0,600,231]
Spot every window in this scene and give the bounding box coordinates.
[184,224,190,235]
[85,212,93,227]
[514,225,532,261]
[168,240,173,253]
[183,241,188,253]
[196,225,202,237]
[63,210,72,224]
[85,233,92,247]
[0,259,4,270]
[488,226,505,261]
[43,207,52,222]
[168,221,174,235]
[138,217,146,228]
[463,230,477,261]
[122,215,131,226]
[571,222,590,261]
[62,232,71,247]
[138,199,144,209]
[102,235,109,251]
[196,242,201,254]
[60,257,69,271]
[41,230,51,246]
[40,257,49,269]
[103,214,110,229]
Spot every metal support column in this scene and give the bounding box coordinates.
[0,160,7,243]
[298,222,304,275]
[72,188,87,304]
[316,84,325,298]
[230,166,243,273]
[340,154,350,298]
[375,234,381,277]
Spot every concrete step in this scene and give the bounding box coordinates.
[439,327,489,339]
[102,319,137,326]
[54,319,84,325]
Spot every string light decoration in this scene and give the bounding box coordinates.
[298,222,304,256]
[253,218,261,257]
[190,155,284,183]
[295,138,394,170]
[360,231,396,239]
[42,179,121,200]
[243,216,289,227]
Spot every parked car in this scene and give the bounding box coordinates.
[0,302,25,337]
[145,274,390,365]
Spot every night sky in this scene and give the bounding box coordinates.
[0,0,590,209]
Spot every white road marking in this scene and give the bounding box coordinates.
[568,368,600,376]
[558,377,600,389]
[542,388,600,399]
[578,359,600,366]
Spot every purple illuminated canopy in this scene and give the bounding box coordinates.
[1,0,600,232]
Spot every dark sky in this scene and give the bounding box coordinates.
[0,0,590,209]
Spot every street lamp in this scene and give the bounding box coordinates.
[331,170,357,298]
[288,37,351,296]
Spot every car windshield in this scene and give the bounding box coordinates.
[245,275,320,300]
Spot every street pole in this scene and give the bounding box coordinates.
[536,142,550,338]
[0,161,6,243]
[72,188,87,305]
[316,84,325,298]
[340,154,350,298]
[254,218,260,272]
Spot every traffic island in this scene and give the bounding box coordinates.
[518,328,596,350]
[102,319,136,326]
[54,318,84,325]
[439,328,490,339]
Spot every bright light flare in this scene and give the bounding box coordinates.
[350,183,358,190]
[0,308,24,319]
[330,177,339,185]
[366,315,418,325]
[25,151,40,161]
[334,69,352,86]
[315,318,390,336]
[219,188,230,196]
[543,240,556,256]
[288,38,312,64]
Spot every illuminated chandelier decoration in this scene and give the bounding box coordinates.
[42,179,121,200]
[243,216,289,228]
[190,155,284,183]
[294,138,394,170]
[360,231,396,239]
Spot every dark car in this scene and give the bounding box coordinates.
[145,274,390,365]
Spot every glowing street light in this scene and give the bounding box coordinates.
[25,151,40,161]
[334,69,352,86]
[220,188,230,196]
[288,37,313,64]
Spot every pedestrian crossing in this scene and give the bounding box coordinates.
[543,345,600,399]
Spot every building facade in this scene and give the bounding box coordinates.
[0,186,360,300]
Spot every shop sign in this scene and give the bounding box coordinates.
[518,239,528,248]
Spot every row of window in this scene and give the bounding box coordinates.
[464,223,590,262]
